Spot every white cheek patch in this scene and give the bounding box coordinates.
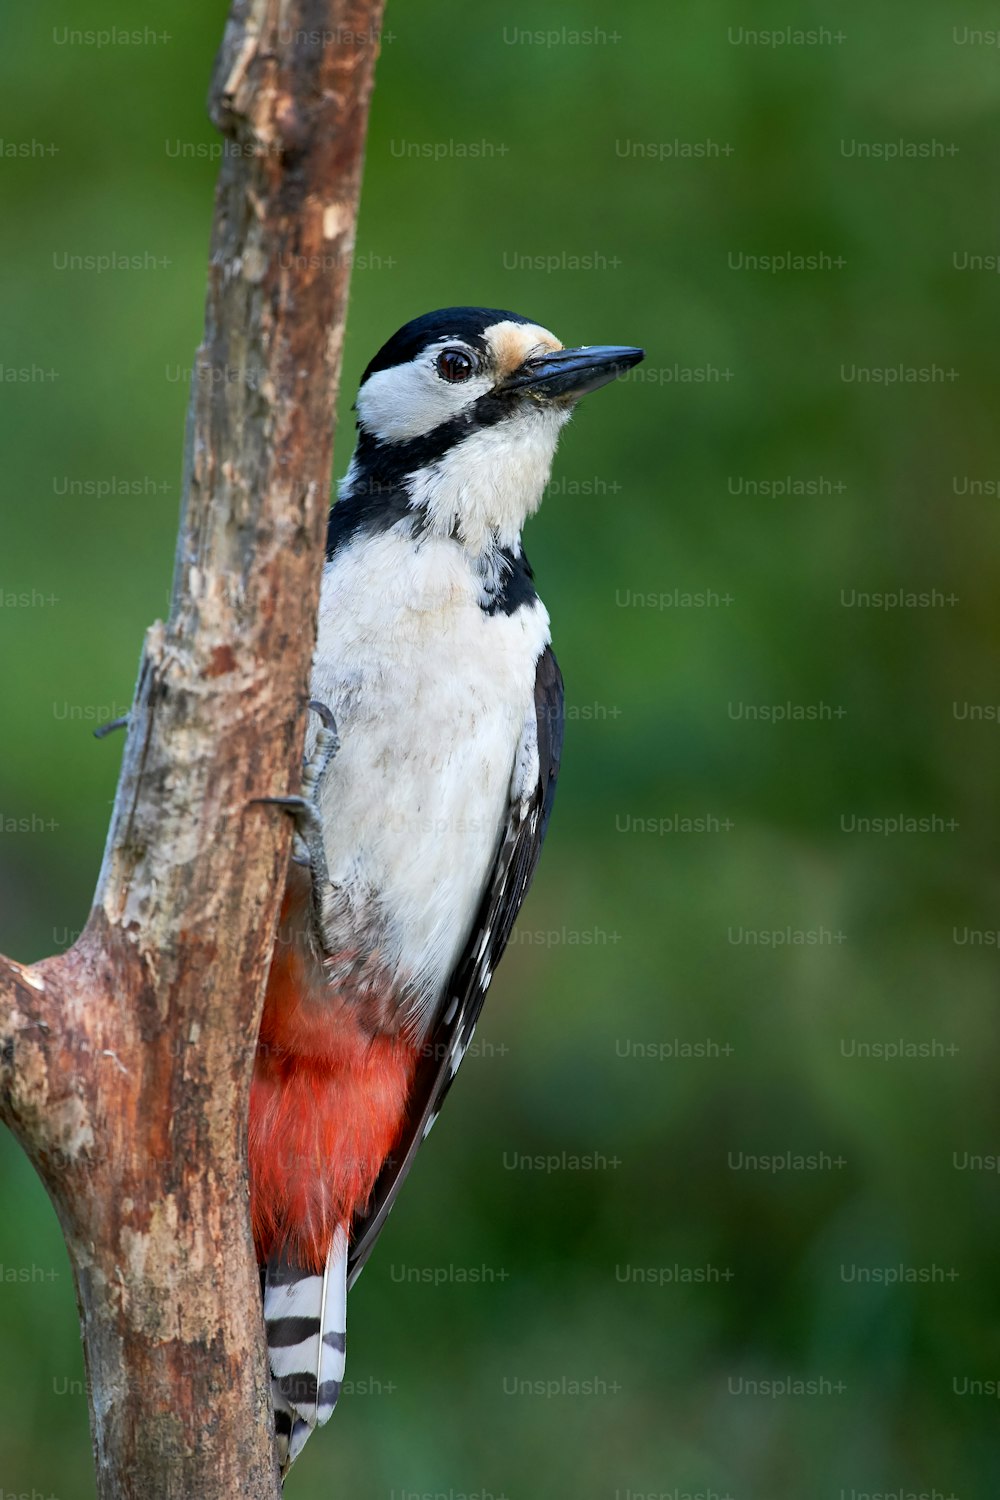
[356,346,493,443]
[355,323,564,446]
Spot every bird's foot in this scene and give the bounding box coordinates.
[300,699,340,807]
[252,701,340,937]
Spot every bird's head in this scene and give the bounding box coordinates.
[340,307,643,557]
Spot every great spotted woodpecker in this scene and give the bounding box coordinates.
[251,307,643,1472]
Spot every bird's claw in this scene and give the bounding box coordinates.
[251,701,340,938]
[301,700,340,805]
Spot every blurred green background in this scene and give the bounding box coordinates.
[2,2,999,1496]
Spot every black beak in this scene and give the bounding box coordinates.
[501,344,645,402]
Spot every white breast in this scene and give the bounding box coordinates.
[308,528,550,1017]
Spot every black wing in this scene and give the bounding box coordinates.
[346,645,564,1288]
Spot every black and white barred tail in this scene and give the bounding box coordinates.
[263,1226,349,1476]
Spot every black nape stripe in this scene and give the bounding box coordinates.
[363,381,533,476]
[327,390,542,559]
[326,477,418,557]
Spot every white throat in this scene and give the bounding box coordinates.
[404,406,571,556]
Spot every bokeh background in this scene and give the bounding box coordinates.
[2,2,999,1496]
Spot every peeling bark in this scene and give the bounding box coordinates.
[0,2,385,1495]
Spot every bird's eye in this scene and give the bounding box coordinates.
[435,348,476,383]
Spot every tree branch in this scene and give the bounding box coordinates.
[0,2,384,1494]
